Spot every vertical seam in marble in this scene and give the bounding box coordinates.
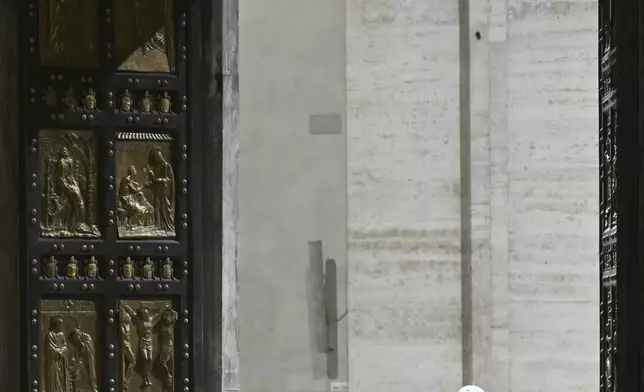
[489,3,509,390]
[222,0,240,389]
[459,0,473,385]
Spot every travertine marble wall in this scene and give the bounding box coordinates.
[466,1,599,392]
[237,0,347,391]
[502,1,598,391]
[345,0,463,392]
[345,0,598,392]
[236,0,598,390]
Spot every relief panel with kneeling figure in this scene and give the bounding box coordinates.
[38,129,101,238]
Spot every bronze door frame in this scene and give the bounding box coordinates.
[18,0,223,391]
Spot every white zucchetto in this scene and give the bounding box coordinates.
[459,386,484,392]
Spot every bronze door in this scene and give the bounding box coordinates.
[599,1,644,391]
[19,1,203,391]
[599,1,617,389]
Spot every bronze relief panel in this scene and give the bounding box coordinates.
[119,257,176,281]
[117,90,176,115]
[37,255,101,280]
[40,83,100,112]
[39,299,100,392]
[38,0,99,69]
[38,130,101,238]
[118,300,178,391]
[114,0,176,73]
[115,132,175,239]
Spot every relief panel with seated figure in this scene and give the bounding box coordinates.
[115,132,175,239]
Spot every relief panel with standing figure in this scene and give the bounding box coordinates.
[40,299,100,392]
[118,300,178,391]
[39,130,100,238]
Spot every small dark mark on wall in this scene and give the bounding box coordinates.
[310,114,342,135]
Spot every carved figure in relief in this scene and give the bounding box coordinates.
[63,86,77,110]
[41,131,100,238]
[139,91,152,113]
[157,308,178,390]
[85,256,97,278]
[143,31,167,58]
[120,303,165,387]
[119,305,137,390]
[40,300,98,392]
[83,89,97,111]
[118,165,154,227]
[44,315,71,392]
[45,256,58,278]
[122,257,134,279]
[143,148,175,233]
[68,325,98,392]
[116,134,175,239]
[53,147,86,228]
[120,89,133,111]
[142,257,154,279]
[157,92,171,113]
[161,258,173,279]
[66,256,77,278]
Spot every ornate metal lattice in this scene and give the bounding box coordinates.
[599,1,617,391]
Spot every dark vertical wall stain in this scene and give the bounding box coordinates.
[459,0,473,385]
[325,258,339,379]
